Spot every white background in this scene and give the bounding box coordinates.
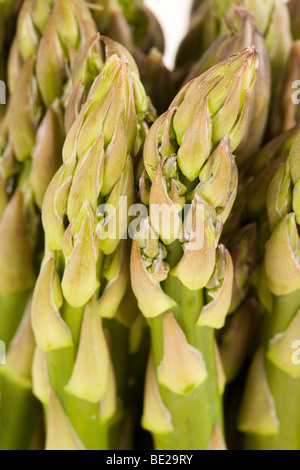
[145,0,193,69]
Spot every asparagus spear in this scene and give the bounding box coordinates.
[238,131,300,450]
[0,0,98,450]
[131,47,258,450]
[215,133,300,432]
[218,127,300,449]
[31,36,153,450]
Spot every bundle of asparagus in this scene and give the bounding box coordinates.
[131,47,258,450]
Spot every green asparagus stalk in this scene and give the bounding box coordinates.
[31,36,153,450]
[238,130,300,450]
[185,6,271,166]
[0,0,98,450]
[131,47,258,450]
